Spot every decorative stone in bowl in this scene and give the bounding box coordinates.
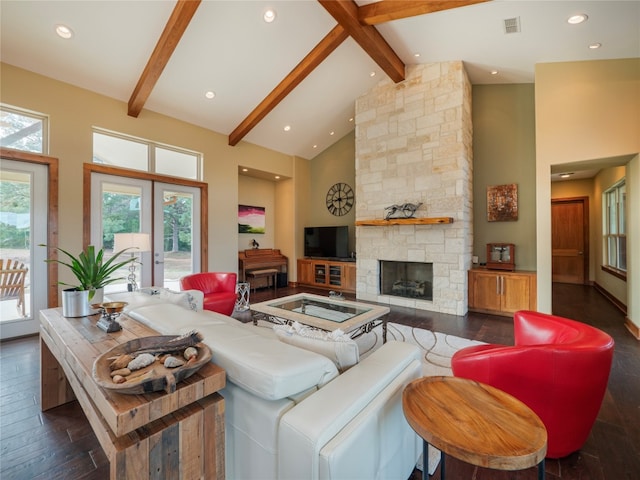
[92,331,212,394]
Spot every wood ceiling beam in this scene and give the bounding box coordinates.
[128,0,201,118]
[228,24,349,147]
[358,0,490,25]
[318,0,405,83]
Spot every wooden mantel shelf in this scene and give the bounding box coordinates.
[355,217,454,226]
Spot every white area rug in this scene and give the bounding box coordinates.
[355,322,486,376]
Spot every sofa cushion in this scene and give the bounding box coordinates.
[127,303,228,335]
[177,322,339,401]
[273,322,359,372]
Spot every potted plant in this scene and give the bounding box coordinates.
[43,244,135,317]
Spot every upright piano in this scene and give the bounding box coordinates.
[238,248,288,283]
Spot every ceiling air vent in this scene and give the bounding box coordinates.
[503,17,521,34]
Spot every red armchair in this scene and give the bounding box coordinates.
[179,272,237,316]
[452,310,614,458]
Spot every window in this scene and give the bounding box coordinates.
[603,180,626,272]
[0,105,48,154]
[92,129,201,180]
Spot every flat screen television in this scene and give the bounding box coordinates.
[304,226,349,259]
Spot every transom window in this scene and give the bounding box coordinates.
[92,129,201,180]
[0,105,48,154]
[603,179,626,272]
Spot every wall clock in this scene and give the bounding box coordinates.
[326,182,354,216]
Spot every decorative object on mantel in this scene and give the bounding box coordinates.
[92,331,212,394]
[486,243,516,271]
[487,184,518,221]
[355,217,453,226]
[384,202,423,219]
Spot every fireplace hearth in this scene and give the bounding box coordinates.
[380,261,433,301]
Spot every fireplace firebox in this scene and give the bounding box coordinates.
[379,261,433,301]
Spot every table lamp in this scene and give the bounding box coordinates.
[113,233,151,291]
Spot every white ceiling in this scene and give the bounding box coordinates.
[1,1,639,160]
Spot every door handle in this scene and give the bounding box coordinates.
[578,251,584,255]
[155,260,164,264]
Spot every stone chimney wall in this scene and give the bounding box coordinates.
[354,62,473,315]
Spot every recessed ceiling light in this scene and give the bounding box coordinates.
[329,131,335,136]
[275,176,280,180]
[369,71,376,77]
[567,14,588,25]
[283,125,291,132]
[349,117,353,122]
[205,91,215,99]
[242,168,248,172]
[55,24,73,39]
[490,70,499,75]
[263,9,276,23]
[413,53,421,58]
[589,43,602,49]
[560,173,574,178]
[313,145,318,149]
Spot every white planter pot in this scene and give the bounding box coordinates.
[61,288,104,317]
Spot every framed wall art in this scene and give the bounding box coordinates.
[487,184,518,222]
[238,204,265,234]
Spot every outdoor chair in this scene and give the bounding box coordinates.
[0,258,28,317]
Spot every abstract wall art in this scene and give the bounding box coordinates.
[238,205,266,234]
[487,184,518,222]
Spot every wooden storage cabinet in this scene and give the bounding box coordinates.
[468,268,536,316]
[297,259,356,293]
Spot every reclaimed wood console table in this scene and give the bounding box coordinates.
[39,308,226,480]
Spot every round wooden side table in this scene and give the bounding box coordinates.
[402,376,547,480]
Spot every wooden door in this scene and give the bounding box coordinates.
[552,198,588,284]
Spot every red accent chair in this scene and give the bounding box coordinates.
[179,272,237,316]
[451,310,614,459]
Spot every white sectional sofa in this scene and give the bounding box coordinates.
[106,289,422,480]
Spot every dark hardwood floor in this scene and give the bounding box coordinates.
[1,284,638,479]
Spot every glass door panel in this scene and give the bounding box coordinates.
[91,174,152,293]
[154,183,200,289]
[0,159,48,339]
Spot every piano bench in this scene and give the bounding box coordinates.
[246,269,278,293]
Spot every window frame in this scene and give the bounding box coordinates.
[92,128,202,181]
[602,179,626,279]
[0,104,49,154]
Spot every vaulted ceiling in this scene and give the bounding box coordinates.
[1,1,638,159]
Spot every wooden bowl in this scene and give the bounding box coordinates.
[92,335,212,395]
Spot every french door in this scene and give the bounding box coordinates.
[91,174,201,292]
[0,159,48,339]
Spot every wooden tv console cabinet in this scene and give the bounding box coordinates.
[39,308,226,480]
[297,258,356,294]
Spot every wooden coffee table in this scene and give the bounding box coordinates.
[402,376,547,480]
[40,308,226,480]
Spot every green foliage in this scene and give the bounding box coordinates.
[41,244,135,301]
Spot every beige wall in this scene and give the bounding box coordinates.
[307,131,356,254]
[238,176,276,252]
[535,59,640,329]
[0,63,295,288]
[628,155,639,330]
[472,84,537,270]
[551,178,596,281]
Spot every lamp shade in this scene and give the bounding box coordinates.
[113,233,151,253]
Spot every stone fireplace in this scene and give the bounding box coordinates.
[355,62,473,315]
